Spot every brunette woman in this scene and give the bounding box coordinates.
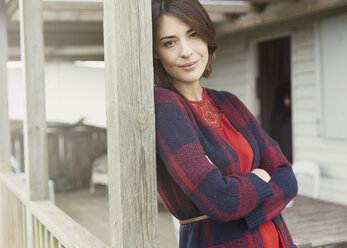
[152,0,298,247]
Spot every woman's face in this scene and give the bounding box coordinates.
[154,15,209,87]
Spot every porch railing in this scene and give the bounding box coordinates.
[0,171,108,248]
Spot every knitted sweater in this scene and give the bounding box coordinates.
[155,86,298,248]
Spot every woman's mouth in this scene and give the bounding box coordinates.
[179,60,199,70]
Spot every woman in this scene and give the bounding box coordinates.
[152,0,298,247]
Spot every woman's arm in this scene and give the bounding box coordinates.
[155,87,274,222]
[229,95,298,230]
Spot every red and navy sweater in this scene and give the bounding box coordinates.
[155,86,298,248]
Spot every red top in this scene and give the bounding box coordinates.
[190,88,285,248]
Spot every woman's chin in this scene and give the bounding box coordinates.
[174,73,204,85]
[174,78,201,85]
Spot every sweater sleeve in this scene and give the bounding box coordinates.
[228,95,298,230]
[155,88,274,222]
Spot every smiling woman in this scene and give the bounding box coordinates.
[152,0,217,94]
[153,15,209,100]
[152,1,298,248]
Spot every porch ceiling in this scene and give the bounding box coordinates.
[5,0,347,60]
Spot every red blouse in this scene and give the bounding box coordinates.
[189,88,285,248]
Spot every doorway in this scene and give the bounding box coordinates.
[256,36,292,162]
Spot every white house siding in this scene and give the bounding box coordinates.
[292,19,347,206]
[202,36,252,111]
[209,10,347,205]
[7,60,107,128]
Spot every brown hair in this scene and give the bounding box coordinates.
[152,0,217,88]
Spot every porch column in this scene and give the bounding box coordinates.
[0,0,12,171]
[19,0,49,201]
[0,1,12,247]
[19,1,48,246]
[103,0,158,247]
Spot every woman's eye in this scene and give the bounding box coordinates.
[190,32,198,38]
[164,41,175,48]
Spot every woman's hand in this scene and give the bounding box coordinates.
[251,168,271,183]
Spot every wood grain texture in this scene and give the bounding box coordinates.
[103,0,158,247]
[30,201,108,248]
[0,0,12,171]
[283,195,347,247]
[217,0,347,35]
[202,2,254,13]
[55,189,178,248]
[0,173,28,247]
[0,172,28,203]
[19,0,49,201]
[0,172,108,248]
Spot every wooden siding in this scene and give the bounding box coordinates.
[292,23,347,205]
[203,37,251,109]
[10,122,107,190]
[212,11,347,205]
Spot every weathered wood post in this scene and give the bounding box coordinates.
[103,0,158,247]
[19,0,48,202]
[0,0,12,172]
[0,1,12,247]
[18,0,48,247]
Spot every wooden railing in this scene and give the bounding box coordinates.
[0,172,27,248]
[0,172,108,248]
[10,122,107,190]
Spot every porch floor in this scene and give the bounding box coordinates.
[55,187,178,248]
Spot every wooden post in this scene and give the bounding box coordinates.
[103,0,158,247]
[0,0,12,172]
[0,1,12,247]
[19,0,49,201]
[19,1,48,246]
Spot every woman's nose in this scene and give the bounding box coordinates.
[179,41,193,58]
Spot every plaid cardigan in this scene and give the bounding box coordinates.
[155,86,298,248]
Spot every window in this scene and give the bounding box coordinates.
[319,13,347,139]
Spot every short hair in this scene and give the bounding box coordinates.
[152,0,218,88]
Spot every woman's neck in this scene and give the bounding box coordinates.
[173,81,203,101]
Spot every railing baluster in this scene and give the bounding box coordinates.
[22,204,27,247]
[49,231,54,248]
[34,217,39,248]
[14,194,19,247]
[44,226,49,248]
[9,189,13,247]
[1,184,7,247]
[17,196,21,247]
[17,199,22,248]
[39,221,43,248]
[1,173,108,248]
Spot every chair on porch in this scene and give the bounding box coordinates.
[286,160,321,208]
[89,153,108,193]
[292,160,321,198]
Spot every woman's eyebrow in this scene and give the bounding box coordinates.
[159,35,176,42]
[159,28,195,42]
